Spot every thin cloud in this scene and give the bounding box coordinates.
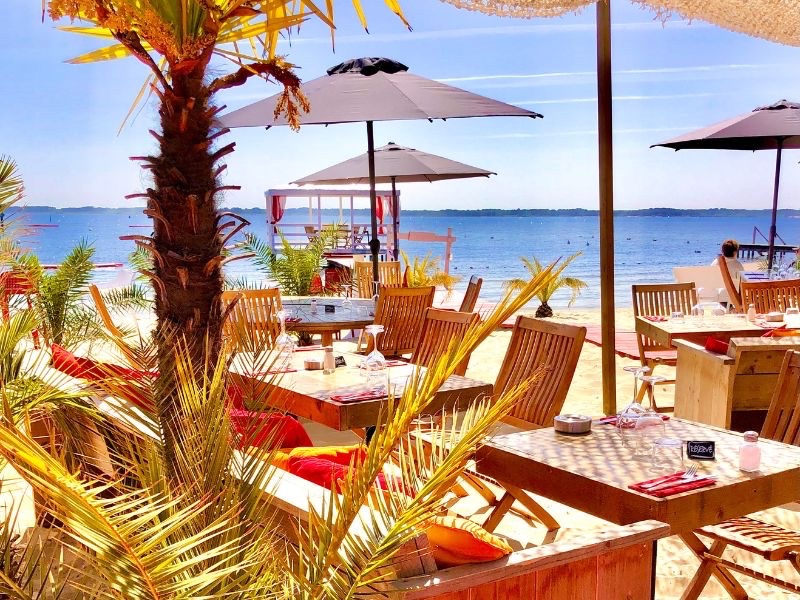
[514,92,719,105]
[479,126,698,139]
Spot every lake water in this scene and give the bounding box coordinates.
[13,207,800,308]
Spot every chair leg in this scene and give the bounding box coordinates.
[501,480,560,532]
[482,492,515,533]
[679,532,748,600]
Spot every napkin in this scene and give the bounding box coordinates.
[629,475,716,497]
[704,337,729,354]
[330,388,387,403]
[643,315,668,322]
[254,367,297,376]
[598,414,670,426]
[358,359,408,369]
[285,316,303,324]
[294,345,323,352]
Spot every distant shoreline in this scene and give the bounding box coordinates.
[14,206,800,218]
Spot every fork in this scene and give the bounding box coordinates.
[641,464,697,490]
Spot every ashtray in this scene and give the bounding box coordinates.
[554,414,592,434]
[303,358,323,370]
[766,312,784,322]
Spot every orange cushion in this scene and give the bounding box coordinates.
[769,328,800,337]
[229,411,312,450]
[425,515,513,568]
[286,444,367,467]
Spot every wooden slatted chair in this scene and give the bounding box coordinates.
[458,275,483,313]
[465,317,586,533]
[741,279,800,314]
[631,282,697,411]
[683,350,800,599]
[410,308,480,376]
[221,288,282,353]
[354,260,403,299]
[718,255,743,313]
[367,286,435,357]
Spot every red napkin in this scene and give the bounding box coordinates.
[285,316,303,323]
[761,324,787,337]
[704,337,729,354]
[598,414,670,426]
[629,475,716,497]
[643,315,668,322]
[294,345,323,352]
[330,388,386,403]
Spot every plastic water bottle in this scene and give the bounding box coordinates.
[747,303,757,322]
[310,298,318,315]
[739,431,761,472]
[323,346,335,374]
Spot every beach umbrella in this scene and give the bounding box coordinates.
[653,100,800,269]
[292,141,496,259]
[218,57,539,284]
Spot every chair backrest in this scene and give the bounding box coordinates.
[411,308,480,376]
[717,255,743,312]
[354,261,403,298]
[221,288,283,352]
[495,316,586,428]
[370,286,436,356]
[89,284,126,339]
[632,282,697,354]
[459,276,483,313]
[761,350,800,445]
[740,279,800,314]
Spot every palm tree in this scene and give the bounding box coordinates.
[505,252,587,318]
[44,1,409,458]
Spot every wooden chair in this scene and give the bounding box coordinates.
[354,260,402,299]
[466,317,586,533]
[631,282,697,411]
[410,308,480,376]
[0,270,40,348]
[741,279,800,314]
[683,350,800,599]
[458,275,483,313]
[221,288,282,352]
[367,286,435,357]
[717,255,743,313]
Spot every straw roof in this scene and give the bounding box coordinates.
[439,1,800,47]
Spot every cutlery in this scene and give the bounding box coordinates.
[646,474,714,493]
[641,465,697,490]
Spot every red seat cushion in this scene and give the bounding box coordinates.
[229,410,312,450]
[50,344,154,410]
[288,456,350,490]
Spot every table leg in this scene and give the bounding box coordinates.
[321,332,333,347]
[650,539,657,600]
[679,532,747,600]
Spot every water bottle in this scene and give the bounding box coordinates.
[310,298,318,315]
[739,431,761,472]
[323,346,335,374]
[747,303,757,322]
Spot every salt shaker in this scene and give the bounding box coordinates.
[747,303,757,322]
[310,298,318,315]
[739,430,761,472]
[323,346,335,374]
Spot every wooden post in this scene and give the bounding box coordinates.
[444,228,453,274]
[597,0,617,415]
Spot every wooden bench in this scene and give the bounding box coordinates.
[674,336,800,431]
[248,458,669,599]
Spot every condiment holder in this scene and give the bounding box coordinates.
[554,414,592,434]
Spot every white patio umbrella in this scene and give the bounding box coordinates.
[219,57,539,284]
[292,141,496,257]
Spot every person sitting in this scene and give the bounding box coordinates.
[711,238,745,288]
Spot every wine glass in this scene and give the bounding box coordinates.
[622,365,649,403]
[639,374,666,411]
[617,402,645,450]
[274,309,295,371]
[634,407,666,458]
[363,324,386,389]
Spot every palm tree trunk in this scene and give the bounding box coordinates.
[535,302,553,318]
[149,67,224,461]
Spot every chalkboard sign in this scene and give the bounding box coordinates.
[324,304,336,313]
[334,355,347,368]
[686,440,716,460]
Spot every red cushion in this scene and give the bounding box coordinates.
[286,444,367,467]
[51,344,154,410]
[703,337,730,355]
[288,456,350,490]
[229,411,312,450]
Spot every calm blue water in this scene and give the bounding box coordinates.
[13,208,800,308]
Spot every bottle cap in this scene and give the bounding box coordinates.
[324,345,333,352]
[743,431,759,442]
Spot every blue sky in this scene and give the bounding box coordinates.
[4,0,800,210]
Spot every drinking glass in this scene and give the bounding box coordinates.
[691,301,705,321]
[670,310,685,323]
[786,305,800,328]
[363,324,387,388]
[342,295,353,313]
[274,309,295,371]
[635,408,666,458]
[617,402,645,450]
[652,437,685,474]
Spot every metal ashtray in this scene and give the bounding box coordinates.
[554,414,592,434]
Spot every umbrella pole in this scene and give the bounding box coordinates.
[597,0,617,416]
[767,139,784,270]
[391,176,399,260]
[367,121,380,291]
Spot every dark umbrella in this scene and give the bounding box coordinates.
[292,141,495,258]
[654,100,800,268]
[219,57,539,283]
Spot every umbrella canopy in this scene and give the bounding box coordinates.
[291,142,496,185]
[654,100,800,268]
[219,57,540,286]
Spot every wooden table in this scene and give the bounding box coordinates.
[476,418,800,598]
[282,297,374,346]
[635,315,765,347]
[231,352,493,431]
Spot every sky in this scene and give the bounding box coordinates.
[4,1,800,211]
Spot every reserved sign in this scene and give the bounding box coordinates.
[687,440,716,460]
